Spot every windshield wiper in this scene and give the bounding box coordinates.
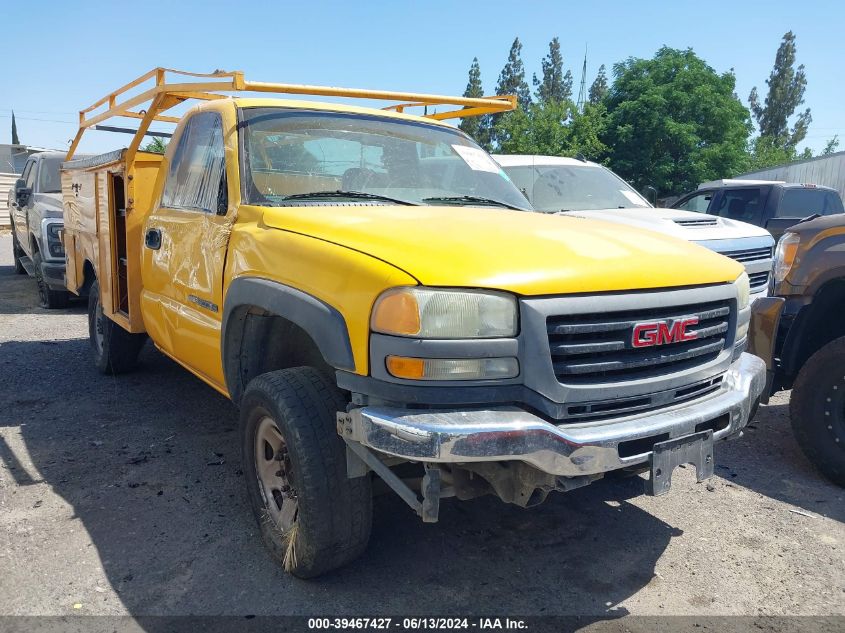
[422,195,524,211]
[279,190,419,206]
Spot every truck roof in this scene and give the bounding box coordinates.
[230,97,456,128]
[697,179,786,188]
[697,178,838,193]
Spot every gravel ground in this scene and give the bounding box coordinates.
[0,232,843,619]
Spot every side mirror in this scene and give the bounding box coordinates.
[643,185,658,206]
[15,179,32,204]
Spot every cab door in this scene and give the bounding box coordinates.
[140,111,231,387]
[12,159,36,249]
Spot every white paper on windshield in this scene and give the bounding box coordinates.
[452,145,501,173]
[620,190,648,206]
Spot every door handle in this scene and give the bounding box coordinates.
[145,228,162,250]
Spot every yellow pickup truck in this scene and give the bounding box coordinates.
[61,68,765,577]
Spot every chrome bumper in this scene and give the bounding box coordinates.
[342,353,766,478]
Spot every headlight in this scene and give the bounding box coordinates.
[44,222,65,258]
[736,271,750,311]
[371,287,518,338]
[773,233,800,283]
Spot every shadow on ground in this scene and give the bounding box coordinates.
[1,338,673,617]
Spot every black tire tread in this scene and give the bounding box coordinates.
[33,251,69,309]
[790,336,845,487]
[241,367,371,578]
[88,280,146,374]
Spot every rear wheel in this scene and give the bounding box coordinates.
[240,367,372,578]
[88,280,146,374]
[790,336,845,487]
[33,251,68,309]
[11,231,26,275]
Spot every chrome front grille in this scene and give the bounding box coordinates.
[547,300,732,384]
[748,271,769,290]
[721,246,773,263]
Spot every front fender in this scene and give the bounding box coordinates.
[222,277,356,391]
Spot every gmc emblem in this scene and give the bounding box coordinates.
[632,317,699,348]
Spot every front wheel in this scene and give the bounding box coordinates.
[88,280,147,374]
[33,251,69,309]
[790,336,845,487]
[240,367,372,578]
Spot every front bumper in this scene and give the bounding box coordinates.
[748,296,786,400]
[342,353,766,478]
[40,260,66,290]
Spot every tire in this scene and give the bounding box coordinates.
[790,336,845,487]
[88,280,147,374]
[11,231,26,275]
[33,251,69,309]
[240,367,372,578]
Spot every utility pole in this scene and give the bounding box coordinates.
[576,46,588,113]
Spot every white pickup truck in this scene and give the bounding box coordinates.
[495,155,775,300]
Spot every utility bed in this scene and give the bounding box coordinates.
[62,149,163,332]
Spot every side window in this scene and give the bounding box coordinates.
[777,189,827,218]
[825,191,845,215]
[162,112,226,214]
[675,191,712,213]
[713,188,764,223]
[23,160,36,188]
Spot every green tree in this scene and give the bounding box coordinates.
[822,135,840,156]
[496,99,608,161]
[588,65,609,104]
[489,38,533,149]
[748,31,811,152]
[11,110,19,145]
[533,37,572,103]
[458,58,491,148]
[496,37,532,110]
[602,47,751,195]
[142,137,168,153]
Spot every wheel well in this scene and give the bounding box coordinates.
[224,306,334,403]
[790,279,845,377]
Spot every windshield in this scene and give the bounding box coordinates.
[239,108,531,210]
[38,157,63,193]
[501,163,651,212]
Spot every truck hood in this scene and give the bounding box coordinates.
[261,205,743,296]
[33,193,64,219]
[567,207,772,242]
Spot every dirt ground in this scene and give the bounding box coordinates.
[0,232,843,619]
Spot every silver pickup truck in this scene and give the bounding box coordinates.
[8,151,74,308]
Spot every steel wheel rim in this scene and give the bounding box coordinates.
[254,415,298,532]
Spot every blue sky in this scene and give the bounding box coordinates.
[3,0,843,157]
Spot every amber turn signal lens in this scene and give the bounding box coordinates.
[385,356,519,381]
[385,356,426,379]
[371,290,421,336]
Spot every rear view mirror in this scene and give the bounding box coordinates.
[643,185,658,206]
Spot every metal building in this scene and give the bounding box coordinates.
[736,151,845,201]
